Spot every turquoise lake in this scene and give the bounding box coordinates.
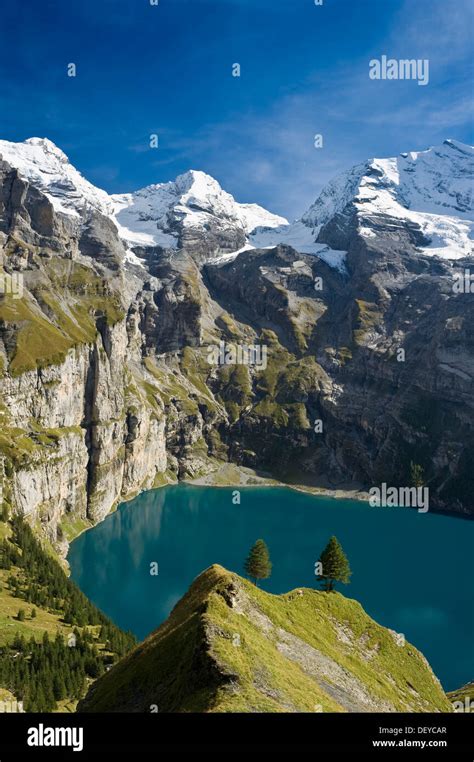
[68,484,474,691]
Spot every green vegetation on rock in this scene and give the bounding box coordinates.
[0,261,124,376]
[78,565,451,714]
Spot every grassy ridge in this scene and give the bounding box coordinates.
[79,565,451,714]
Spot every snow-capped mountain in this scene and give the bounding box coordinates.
[111,169,287,249]
[295,139,474,260]
[210,139,473,269]
[0,137,114,218]
[0,138,286,258]
[1,134,473,523]
[0,137,472,267]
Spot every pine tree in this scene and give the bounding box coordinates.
[244,539,272,586]
[410,462,424,488]
[53,673,67,701]
[17,609,26,622]
[34,684,47,713]
[316,536,351,592]
[64,607,73,625]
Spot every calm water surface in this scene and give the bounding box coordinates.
[68,484,474,691]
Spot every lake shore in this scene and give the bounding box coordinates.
[185,462,371,504]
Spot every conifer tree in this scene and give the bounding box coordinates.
[0,515,136,709]
[244,539,272,586]
[410,462,424,488]
[53,673,67,701]
[316,536,351,592]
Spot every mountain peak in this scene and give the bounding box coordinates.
[174,168,221,191]
[296,138,474,261]
[1,135,471,263]
[0,136,71,171]
[112,167,287,251]
[173,168,232,205]
[23,136,70,162]
[0,136,112,218]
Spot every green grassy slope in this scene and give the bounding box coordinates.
[79,565,451,714]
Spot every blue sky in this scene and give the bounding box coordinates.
[0,0,472,218]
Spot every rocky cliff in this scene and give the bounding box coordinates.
[0,137,472,556]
